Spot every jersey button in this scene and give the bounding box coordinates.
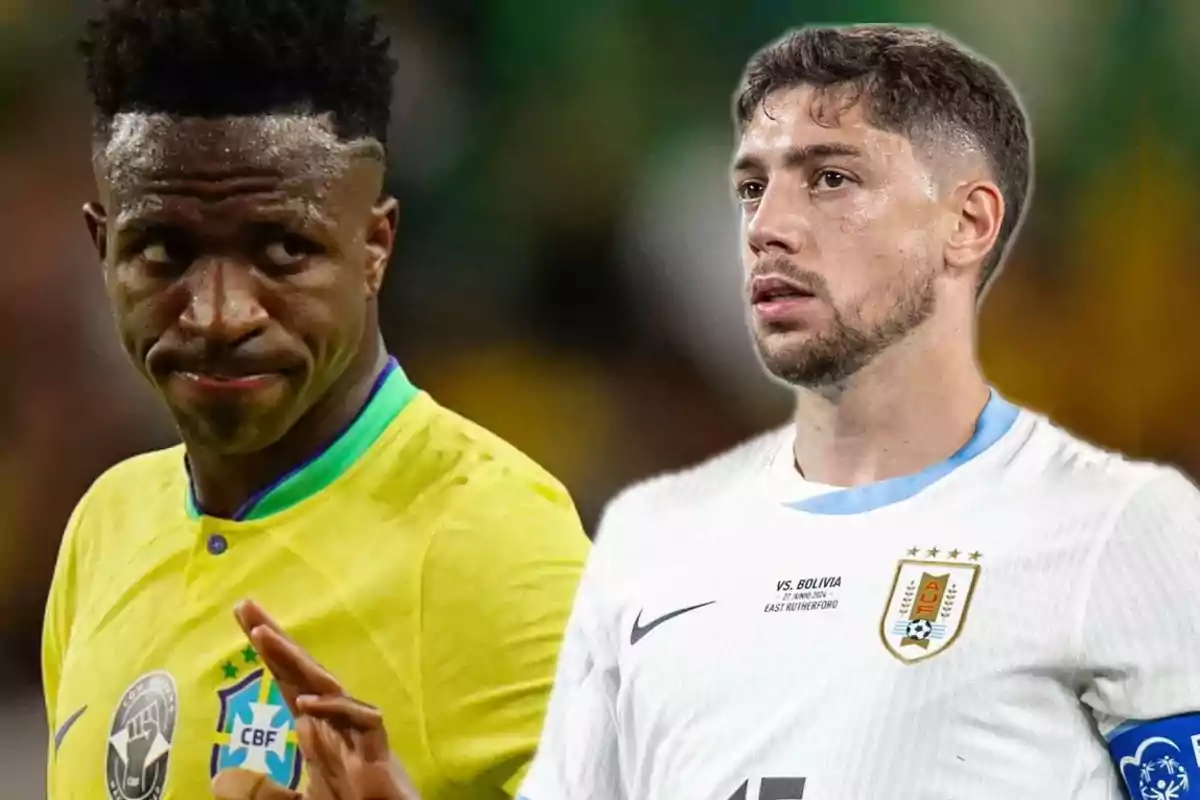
[206,533,229,556]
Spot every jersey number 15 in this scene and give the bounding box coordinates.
[728,777,807,799]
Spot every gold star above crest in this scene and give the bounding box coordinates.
[969,551,983,561]
[926,547,940,558]
[948,549,961,559]
[907,546,920,556]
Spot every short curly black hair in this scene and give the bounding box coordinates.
[735,25,1031,293]
[80,0,397,145]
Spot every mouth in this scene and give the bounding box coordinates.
[168,364,295,393]
[750,276,816,306]
[175,372,280,389]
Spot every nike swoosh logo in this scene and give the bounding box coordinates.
[54,705,87,752]
[630,601,715,645]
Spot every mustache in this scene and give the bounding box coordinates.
[747,255,831,300]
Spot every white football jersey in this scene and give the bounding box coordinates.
[519,392,1200,800]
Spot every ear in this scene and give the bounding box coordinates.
[944,180,1004,276]
[83,201,109,261]
[364,196,398,299]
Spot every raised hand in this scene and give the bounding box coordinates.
[211,600,421,800]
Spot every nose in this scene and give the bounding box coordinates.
[178,257,269,347]
[745,180,810,257]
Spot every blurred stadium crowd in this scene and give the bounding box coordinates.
[1,0,1198,793]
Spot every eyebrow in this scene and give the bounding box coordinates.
[114,199,332,234]
[732,142,865,173]
[138,175,288,203]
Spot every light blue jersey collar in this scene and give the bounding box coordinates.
[786,391,1020,516]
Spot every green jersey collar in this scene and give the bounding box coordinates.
[185,358,418,521]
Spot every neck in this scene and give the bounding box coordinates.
[187,337,389,519]
[790,309,989,487]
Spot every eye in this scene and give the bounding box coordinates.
[135,236,193,270]
[263,235,318,268]
[141,243,172,264]
[814,170,850,190]
[736,180,766,202]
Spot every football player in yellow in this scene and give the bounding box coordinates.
[42,1,589,798]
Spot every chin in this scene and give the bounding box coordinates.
[755,337,851,388]
[754,329,816,365]
[174,409,291,455]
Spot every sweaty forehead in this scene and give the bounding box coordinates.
[737,84,986,185]
[98,113,373,206]
[740,85,911,162]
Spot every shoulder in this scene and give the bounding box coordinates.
[1007,411,1181,515]
[1106,460,1199,539]
[49,445,186,607]
[67,445,186,534]
[404,396,589,575]
[1000,411,1200,558]
[593,426,785,558]
[382,393,578,518]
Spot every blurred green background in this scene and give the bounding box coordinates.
[1,0,1198,792]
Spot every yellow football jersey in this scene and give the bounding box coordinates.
[42,360,589,800]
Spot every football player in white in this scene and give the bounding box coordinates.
[211,22,1200,800]
[517,22,1200,800]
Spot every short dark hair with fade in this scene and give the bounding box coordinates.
[80,0,398,146]
[734,24,1032,292]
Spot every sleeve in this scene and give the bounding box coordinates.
[517,495,632,800]
[42,490,90,793]
[1077,467,1200,793]
[417,474,591,798]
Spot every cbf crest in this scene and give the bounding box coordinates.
[210,651,302,790]
[880,547,981,664]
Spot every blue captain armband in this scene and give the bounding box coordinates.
[1108,714,1200,797]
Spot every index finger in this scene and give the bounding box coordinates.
[233,602,344,703]
[234,599,286,642]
